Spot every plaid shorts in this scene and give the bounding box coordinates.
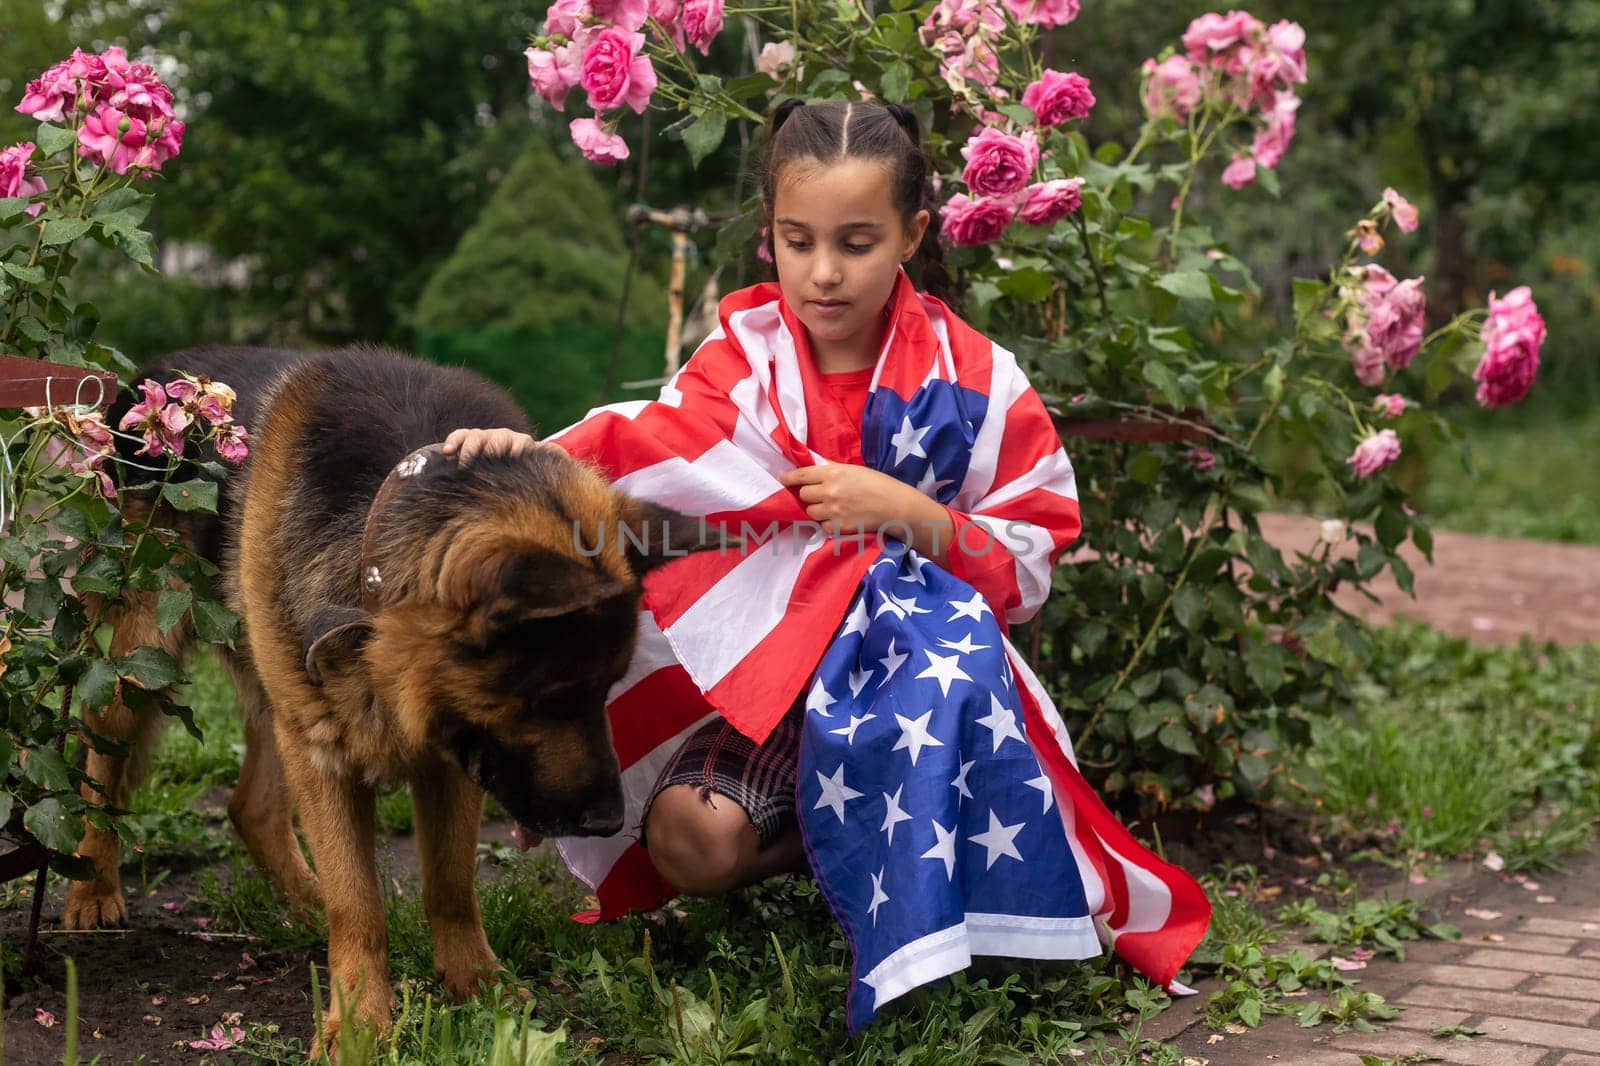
[644,703,804,848]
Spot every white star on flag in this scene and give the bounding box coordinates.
[921,819,959,880]
[915,649,972,696]
[951,759,975,802]
[1000,653,1013,689]
[877,638,908,682]
[874,593,906,620]
[847,668,874,698]
[812,764,864,823]
[880,785,911,844]
[829,712,877,744]
[937,632,991,655]
[915,463,952,499]
[975,693,1026,752]
[898,551,930,586]
[868,867,889,925]
[805,678,837,718]
[1025,772,1055,814]
[883,590,931,616]
[838,598,870,638]
[969,810,1026,869]
[947,591,994,623]
[889,415,931,465]
[891,709,944,766]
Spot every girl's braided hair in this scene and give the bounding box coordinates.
[759,99,955,306]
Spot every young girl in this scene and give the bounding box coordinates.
[445,99,1207,1028]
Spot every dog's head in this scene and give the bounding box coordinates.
[305,448,727,839]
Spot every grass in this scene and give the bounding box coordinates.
[1297,622,1600,869]
[1417,404,1600,545]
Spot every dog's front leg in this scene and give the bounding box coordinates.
[279,737,393,1050]
[411,756,499,1001]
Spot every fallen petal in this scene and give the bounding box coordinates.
[1331,956,1367,971]
[34,1008,56,1028]
[1536,895,1556,904]
[1464,908,1503,921]
[1482,853,1505,872]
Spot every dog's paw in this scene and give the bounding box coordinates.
[435,938,500,1002]
[62,883,129,930]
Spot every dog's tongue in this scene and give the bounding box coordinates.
[512,823,542,852]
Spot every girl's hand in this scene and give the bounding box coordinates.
[442,427,542,465]
[778,464,953,562]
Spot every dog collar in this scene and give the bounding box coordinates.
[358,444,446,613]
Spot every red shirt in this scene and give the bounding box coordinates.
[802,365,874,464]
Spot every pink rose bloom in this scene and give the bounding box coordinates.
[1383,187,1419,233]
[1188,447,1218,473]
[1350,339,1386,387]
[0,143,48,217]
[648,0,687,49]
[1016,178,1083,225]
[941,35,1001,97]
[1373,394,1408,419]
[105,62,175,122]
[118,380,192,458]
[77,104,147,174]
[756,41,796,80]
[1183,10,1262,74]
[1473,286,1545,408]
[592,0,648,31]
[1249,90,1299,169]
[1000,0,1079,28]
[1346,429,1401,479]
[526,46,578,110]
[16,63,75,123]
[939,192,1015,246]
[1221,152,1256,189]
[1021,69,1095,127]
[546,0,593,37]
[922,0,1005,39]
[1246,19,1306,107]
[682,0,723,55]
[1360,267,1426,371]
[213,422,249,466]
[580,29,657,113]
[1140,55,1202,121]
[570,116,630,164]
[960,126,1039,198]
[1354,219,1383,255]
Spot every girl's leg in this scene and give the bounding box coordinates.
[645,784,806,896]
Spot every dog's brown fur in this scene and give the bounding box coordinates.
[68,346,715,1045]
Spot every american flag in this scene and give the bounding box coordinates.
[549,274,1209,1022]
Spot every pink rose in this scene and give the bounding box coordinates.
[1346,429,1401,479]
[1249,90,1299,169]
[580,28,657,113]
[939,192,1015,246]
[76,104,146,174]
[1140,55,1202,121]
[118,379,191,458]
[1383,187,1419,233]
[960,126,1039,198]
[16,63,75,123]
[1000,0,1079,28]
[648,0,687,49]
[682,0,723,54]
[1021,70,1094,127]
[1353,219,1383,255]
[1246,19,1306,107]
[0,143,48,216]
[570,117,630,164]
[526,45,579,110]
[1373,394,1408,419]
[1016,178,1083,225]
[1221,152,1256,189]
[213,422,250,466]
[1187,447,1218,473]
[592,0,648,31]
[1359,267,1426,371]
[940,34,1001,97]
[545,0,593,37]
[756,41,796,81]
[1183,10,1262,75]
[1473,286,1545,408]
[104,61,174,122]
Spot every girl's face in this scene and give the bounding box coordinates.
[771,157,930,370]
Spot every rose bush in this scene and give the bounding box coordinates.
[1,48,242,923]
[522,4,1548,809]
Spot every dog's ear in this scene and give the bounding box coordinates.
[466,548,627,649]
[304,605,374,686]
[614,495,735,579]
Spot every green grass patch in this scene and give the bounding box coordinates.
[1298,623,1600,868]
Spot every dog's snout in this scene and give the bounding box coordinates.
[577,797,624,835]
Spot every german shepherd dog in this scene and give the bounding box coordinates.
[71,346,712,1042]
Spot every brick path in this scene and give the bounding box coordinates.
[1159,851,1600,1063]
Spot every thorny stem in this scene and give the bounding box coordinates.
[1073,212,1109,318]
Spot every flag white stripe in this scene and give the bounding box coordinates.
[965,514,1054,620]
[610,438,783,516]
[977,450,1079,510]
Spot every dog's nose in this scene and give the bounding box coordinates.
[577,799,624,835]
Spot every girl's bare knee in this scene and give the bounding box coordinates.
[645,785,753,896]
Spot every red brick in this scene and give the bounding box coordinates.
[1475,1017,1600,1054]
[1521,918,1600,939]
[1557,1055,1600,1065]
[1328,1030,1546,1065]
[1529,976,1600,1002]
[1400,984,1598,1027]
[1389,1006,1473,1032]
[1489,933,1582,955]
[1460,949,1600,981]
[1406,963,1530,991]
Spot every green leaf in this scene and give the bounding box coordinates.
[3,262,47,285]
[1154,271,1215,301]
[160,479,220,513]
[118,646,183,691]
[1157,722,1199,756]
[24,796,84,853]
[1127,450,1162,484]
[1237,752,1272,786]
[997,267,1054,302]
[1375,505,1408,550]
[1238,996,1262,1028]
[1128,704,1165,741]
[156,586,193,634]
[22,748,70,791]
[881,61,911,103]
[1141,361,1183,407]
[1172,584,1206,631]
[35,122,76,155]
[69,551,125,596]
[683,110,727,168]
[15,315,49,343]
[1245,646,1285,695]
[0,535,32,569]
[40,217,93,247]
[0,791,12,829]
[192,598,241,647]
[78,658,119,711]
